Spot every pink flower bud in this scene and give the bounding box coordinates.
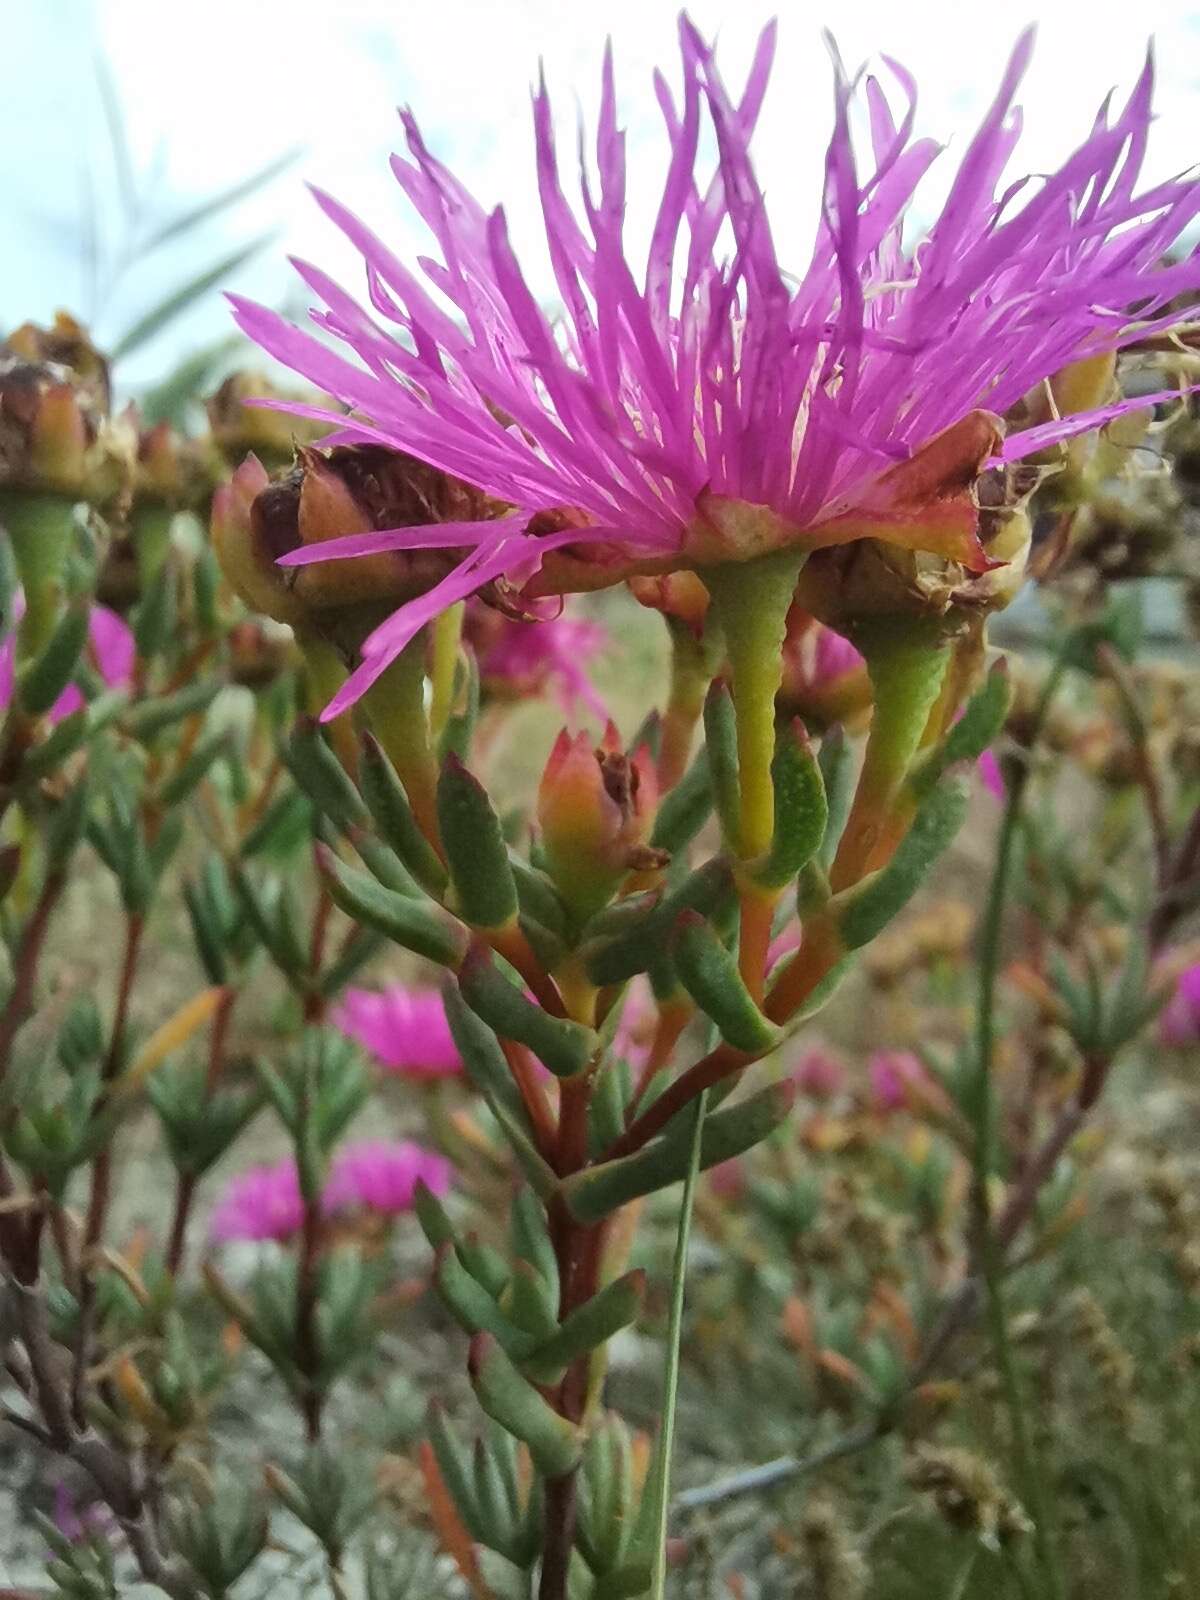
[537,724,663,915]
[868,1050,928,1113]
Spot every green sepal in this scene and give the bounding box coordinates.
[562,1082,795,1223]
[749,720,827,888]
[468,1334,583,1478]
[702,679,740,846]
[521,1270,646,1384]
[649,747,713,856]
[315,844,466,967]
[359,733,448,896]
[671,910,780,1053]
[284,717,368,832]
[582,859,735,986]
[833,768,971,950]
[18,601,88,716]
[432,1243,537,1358]
[437,753,517,930]
[910,659,1011,801]
[458,948,596,1078]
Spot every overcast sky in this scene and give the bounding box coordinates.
[5,0,1200,388]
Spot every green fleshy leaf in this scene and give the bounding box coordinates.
[437,753,517,930]
[834,768,971,950]
[316,845,465,967]
[458,948,596,1077]
[468,1334,583,1478]
[750,719,827,889]
[561,1082,795,1223]
[702,679,740,847]
[671,910,780,1053]
[284,718,367,831]
[650,748,713,856]
[521,1270,646,1383]
[359,733,448,896]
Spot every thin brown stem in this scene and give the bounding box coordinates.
[0,870,68,1080]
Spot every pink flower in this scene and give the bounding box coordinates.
[50,1480,113,1546]
[470,605,608,719]
[978,749,1004,800]
[323,1138,453,1216]
[209,1158,304,1243]
[707,1156,745,1200]
[791,1047,846,1100]
[779,611,870,728]
[1160,962,1200,1047]
[233,23,1200,716]
[868,1049,928,1112]
[612,976,656,1073]
[332,985,462,1077]
[0,597,133,723]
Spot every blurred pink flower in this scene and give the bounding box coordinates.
[0,597,133,723]
[333,985,462,1077]
[323,1138,453,1215]
[707,1156,745,1199]
[472,608,608,719]
[209,1158,304,1242]
[612,977,656,1073]
[868,1050,928,1112]
[1160,963,1200,1047]
[978,749,1004,800]
[50,1480,113,1545]
[791,1047,846,1100]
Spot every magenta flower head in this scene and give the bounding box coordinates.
[791,1046,847,1100]
[332,984,463,1077]
[1160,962,1200,1047]
[323,1138,453,1216]
[0,596,133,723]
[468,603,608,719]
[231,18,1200,715]
[868,1049,928,1112]
[779,610,870,730]
[209,1158,304,1243]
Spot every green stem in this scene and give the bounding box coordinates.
[831,619,950,891]
[704,552,805,860]
[430,601,464,743]
[648,1081,710,1600]
[359,635,439,846]
[972,648,1070,1600]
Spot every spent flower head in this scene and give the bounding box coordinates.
[232,19,1200,713]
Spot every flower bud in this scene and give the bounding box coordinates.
[211,444,495,641]
[206,371,329,470]
[537,725,664,916]
[0,317,130,506]
[778,607,871,731]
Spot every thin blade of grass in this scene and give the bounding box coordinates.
[140,150,301,255]
[647,1084,709,1599]
[94,55,139,223]
[111,237,274,361]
